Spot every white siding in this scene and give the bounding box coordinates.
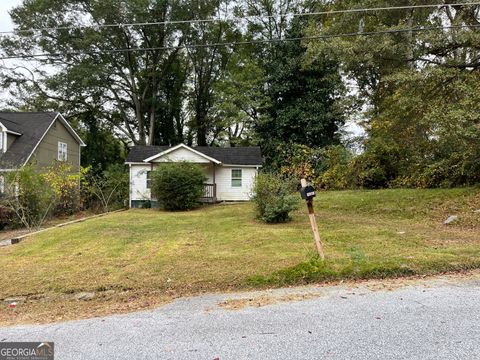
[130,164,152,203]
[216,166,258,201]
[199,163,215,184]
[152,147,211,163]
[129,162,259,205]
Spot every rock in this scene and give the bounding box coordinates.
[397,231,406,235]
[474,209,480,214]
[444,215,459,225]
[3,297,27,304]
[74,292,96,301]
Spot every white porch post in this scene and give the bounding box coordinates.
[213,163,217,200]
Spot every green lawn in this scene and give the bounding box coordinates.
[0,188,479,325]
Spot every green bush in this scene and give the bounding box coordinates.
[252,172,299,223]
[2,165,57,229]
[151,162,207,211]
[316,145,354,190]
[83,164,129,212]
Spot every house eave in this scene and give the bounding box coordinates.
[143,144,222,164]
[222,164,263,168]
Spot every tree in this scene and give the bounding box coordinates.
[78,111,127,171]
[184,0,240,146]
[257,17,346,163]
[305,1,480,187]
[1,0,190,145]
[211,51,268,146]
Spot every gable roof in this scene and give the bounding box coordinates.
[126,145,263,166]
[0,112,85,169]
[143,144,222,164]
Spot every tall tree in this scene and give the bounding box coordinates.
[258,17,345,154]
[307,0,480,186]
[1,0,190,145]
[184,0,239,146]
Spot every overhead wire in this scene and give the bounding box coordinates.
[0,24,479,61]
[0,1,478,35]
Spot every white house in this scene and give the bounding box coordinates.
[125,144,263,208]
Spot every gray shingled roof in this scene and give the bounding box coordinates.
[0,112,58,168]
[126,145,263,166]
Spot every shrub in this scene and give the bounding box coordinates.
[42,161,81,215]
[2,165,57,229]
[84,164,129,212]
[150,162,207,211]
[252,172,299,223]
[316,145,354,190]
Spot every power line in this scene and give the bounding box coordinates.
[0,2,478,35]
[1,24,478,61]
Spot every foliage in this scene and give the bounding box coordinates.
[78,112,127,171]
[42,161,81,215]
[0,0,243,147]
[270,143,320,182]
[1,165,57,229]
[150,162,207,211]
[316,145,353,190]
[257,17,345,162]
[305,1,480,189]
[84,164,129,212]
[252,172,299,223]
[212,51,267,146]
[269,143,355,190]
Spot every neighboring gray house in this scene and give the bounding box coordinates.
[0,112,85,192]
[126,144,263,207]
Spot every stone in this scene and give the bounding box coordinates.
[473,209,480,214]
[444,215,459,225]
[74,292,96,301]
[3,297,27,304]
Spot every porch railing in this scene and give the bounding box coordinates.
[201,183,216,202]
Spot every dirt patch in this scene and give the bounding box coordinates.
[0,289,172,327]
[218,292,321,310]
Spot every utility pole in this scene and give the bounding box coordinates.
[300,178,325,260]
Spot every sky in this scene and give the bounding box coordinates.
[0,0,22,32]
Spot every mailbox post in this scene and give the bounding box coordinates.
[300,178,325,260]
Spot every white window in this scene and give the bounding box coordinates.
[0,132,4,153]
[146,171,152,189]
[58,142,68,161]
[231,169,242,187]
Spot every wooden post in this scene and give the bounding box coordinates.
[301,178,325,260]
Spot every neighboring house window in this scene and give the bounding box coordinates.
[58,141,68,161]
[231,169,242,187]
[0,131,3,153]
[146,171,152,189]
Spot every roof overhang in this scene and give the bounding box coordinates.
[6,130,22,136]
[222,164,263,168]
[143,144,222,164]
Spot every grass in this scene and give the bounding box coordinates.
[0,187,479,325]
